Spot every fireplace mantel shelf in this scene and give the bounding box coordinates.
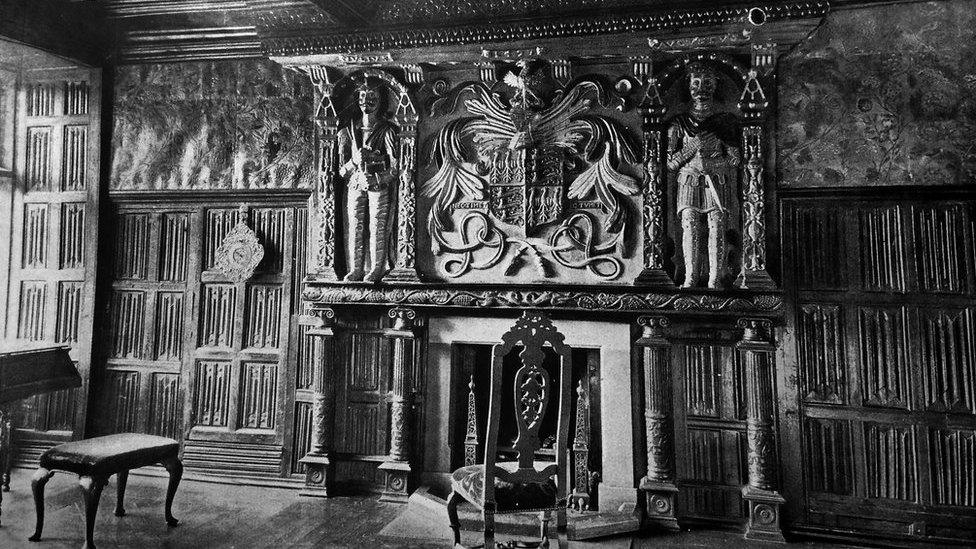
[301,280,784,316]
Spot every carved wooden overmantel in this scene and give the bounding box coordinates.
[263,2,824,539]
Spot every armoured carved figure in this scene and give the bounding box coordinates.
[667,63,741,288]
[338,80,399,282]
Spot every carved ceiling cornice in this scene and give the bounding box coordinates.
[99,0,831,63]
[302,282,785,316]
[261,1,829,59]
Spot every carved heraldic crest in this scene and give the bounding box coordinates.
[214,220,265,283]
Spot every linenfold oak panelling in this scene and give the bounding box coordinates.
[674,338,749,524]
[5,67,99,454]
[785,196,976,542]
[94,200,308,480]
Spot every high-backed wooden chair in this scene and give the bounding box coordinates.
[447,311,571,549]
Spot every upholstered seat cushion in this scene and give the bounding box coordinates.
[39,433,179,476]
[451,461,558,512]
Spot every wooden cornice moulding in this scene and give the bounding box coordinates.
[261,1,829,59]
[116,26,263,63]
[103,0,250,18]
[301,282,785,315]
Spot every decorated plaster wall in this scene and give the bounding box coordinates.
[110,59,314,191]
[779,0,976,187]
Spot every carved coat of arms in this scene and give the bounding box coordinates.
[421,60,640,281]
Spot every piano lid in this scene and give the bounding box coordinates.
[0,346,81,404]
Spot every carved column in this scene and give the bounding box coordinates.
[298,307,338,497]
[634,59,672,286]
[386,108,421,282]
[380,307,421,502]
[738,318,785,543]
[737,51,775,289]
[304,66,341,281]
[636,316,679,531]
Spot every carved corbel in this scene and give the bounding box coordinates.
[293,65,341,280]
[298,307,338,497]
[380,307,423,502]
[636,316,679,531]
[737,318,785,542]
[737,65,775,290]
[634,66,673,287]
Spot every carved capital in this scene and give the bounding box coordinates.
[299,307,336,330]
[737,317,772,345]
[388,307,420,331]
[637,315,670,342]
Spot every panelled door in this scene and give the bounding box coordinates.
[4,67,100,462]
[671,329,750,527]
[94,196,309,479]
[784,195,976,544]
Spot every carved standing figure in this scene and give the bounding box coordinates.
[667,62,740,288]
[338,79,399,282]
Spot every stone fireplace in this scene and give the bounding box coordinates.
[423,316,633,513]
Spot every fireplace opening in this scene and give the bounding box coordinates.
[450,343,602,510]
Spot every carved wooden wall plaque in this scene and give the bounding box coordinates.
[214,218,265,283]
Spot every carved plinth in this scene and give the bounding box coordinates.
[737,318,784,543]
[742,486,786,543]
[635,316,679,531]
[639,479,679,532]
[378,460,412,503]
[299,453,336,498]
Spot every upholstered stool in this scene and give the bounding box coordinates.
[28,433,183,549]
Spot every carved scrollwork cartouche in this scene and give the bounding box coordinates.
[214,217,265,283]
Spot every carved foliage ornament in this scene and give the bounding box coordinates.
[422,60,640,281]
[214,217,265,283]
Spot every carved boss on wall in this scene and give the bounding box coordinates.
[421,59,642,282]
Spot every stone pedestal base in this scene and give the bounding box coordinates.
[634,268,674,287]
[298,454,335,497]
[379,460,412,503]
[742,486,786,543]
[384,268,421,283]
[639,479,679,532]
[738,269,776,290]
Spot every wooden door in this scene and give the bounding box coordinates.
[783,195,976,544]
[3,67,100,461]
[93,197,309,479]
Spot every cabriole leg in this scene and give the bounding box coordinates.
[28,467,55,542]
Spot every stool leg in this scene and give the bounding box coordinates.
[79,475,106,549]
[28,467,54,542]
[115,470,128,517]
[162,456,182,527]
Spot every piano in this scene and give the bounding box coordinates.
[0,345,81,526]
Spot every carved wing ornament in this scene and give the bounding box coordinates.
[421,70,642,281]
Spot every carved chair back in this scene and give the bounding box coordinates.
[483,311,572,507]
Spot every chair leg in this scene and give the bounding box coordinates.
[79,475,107,549]
[555,506,568,549]
[446,490,462,547]
[162,456,182,527]
[115,470,128,517]
[539,510,551,547]
[28,467,55,542]
[484,506,495,549]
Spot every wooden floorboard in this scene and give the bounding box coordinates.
[0,467,865,548]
